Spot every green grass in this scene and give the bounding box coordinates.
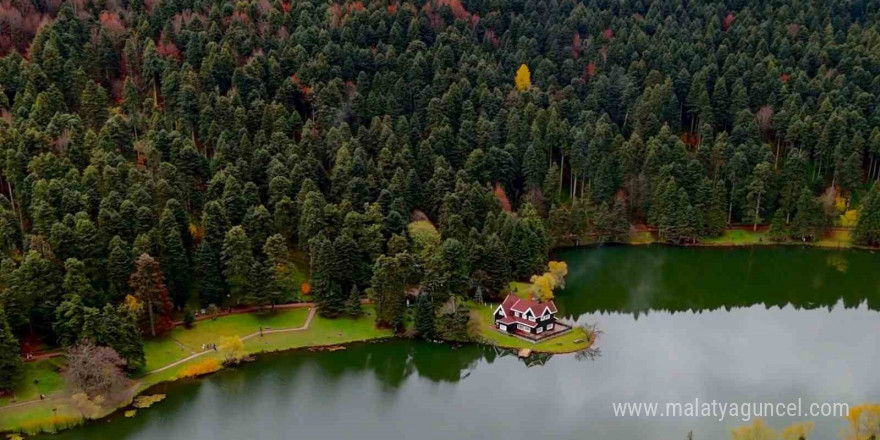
[0,357,66,406]
[0,401,83,435]
[142,337,191,373]
[469,303,591,354]
[169,308,310,352]
[701,229,769,245]
[140,308,310,373]
[508,281,532,299]
[244,306,392,354]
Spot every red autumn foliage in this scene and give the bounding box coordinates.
[230,10,250,25]
[435,0,472,22]
[156,40,182,60]
[583,62,597,81]
[485,29,499,47]
[110,78,125,103]
[255,0,272,16]
[787,23,800,37]
[329,2,365,29]
[779,73,791,83]
[722,12,735,31]
[280,1,291,13]
[494,183,512,212]
[0,0,53,56]
[421,3,445,30]
[99,10,126,40]
[387,2,397,14]
[601,28,614,40]
[290,74,310,96]
[571,32,582,59]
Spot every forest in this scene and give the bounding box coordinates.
[1,0,880,391]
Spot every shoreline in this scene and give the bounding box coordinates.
[0,305,592,436]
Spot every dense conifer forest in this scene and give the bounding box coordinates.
[2,0,880,388]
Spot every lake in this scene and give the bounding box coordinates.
[48,246,880,440]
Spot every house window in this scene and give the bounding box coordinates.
[547,323,554,330]
[499,324,507,331]
[528,316,535,322]
[514,312,520,317]
[537,327,543,334]
[517,324,530,332]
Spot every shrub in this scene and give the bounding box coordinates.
[178,358,221,378]
[183,308,195,328]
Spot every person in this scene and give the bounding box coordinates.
[40,394,45,400]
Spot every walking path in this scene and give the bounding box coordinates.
[21,302,321,362]
[144,307,316,376]
[2,307,317,411]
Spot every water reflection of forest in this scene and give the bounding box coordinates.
[553,246,880,318]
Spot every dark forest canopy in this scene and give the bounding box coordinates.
[1,0,880,371]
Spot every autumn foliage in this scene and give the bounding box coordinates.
[515,64,531,91]
[178,358,222,378]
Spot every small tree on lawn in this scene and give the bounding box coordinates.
[219,336,245,365]
[63,340,127,401]
[129,254,174,337]
[345,285,363,317]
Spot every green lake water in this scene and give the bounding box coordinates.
[48,246,880,440]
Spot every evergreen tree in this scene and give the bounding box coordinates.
[222,226,255,306]
[345,285,363,317]
[853,183,880,246]
[159,208,189,307]
[0,308,22,391]
[414,293,435,339]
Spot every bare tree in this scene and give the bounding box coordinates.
[63,341,128,401]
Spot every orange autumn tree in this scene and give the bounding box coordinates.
[515,64,531,91]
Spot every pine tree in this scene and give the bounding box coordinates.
[345,285,363,317]
[768,209,788,242]
[222,226,255,306]
[414,293,435,339]
[0,308,22,391]
[369,254,407,329]
[159,208,190,307]
[107,237,132,297]
[310,234,345,318]
[853,183,880,246]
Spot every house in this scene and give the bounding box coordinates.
[493,294,557,336]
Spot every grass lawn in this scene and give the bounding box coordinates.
[0,357,66,406]
[0,400,82,435]
[141,307,310,373]
[169,308,310,352]
[244,306,392,354]
[701,229,769,245]
[469,303,591,354]
[508,281,533,299]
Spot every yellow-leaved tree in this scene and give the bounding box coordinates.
[528,261,568,302]
[730,419,777,440]
[842,403,880,440]
[780,421,813,440]
[219,335,246,365]
[515,64,531,91]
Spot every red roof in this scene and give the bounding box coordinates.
[494,294,557,328]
